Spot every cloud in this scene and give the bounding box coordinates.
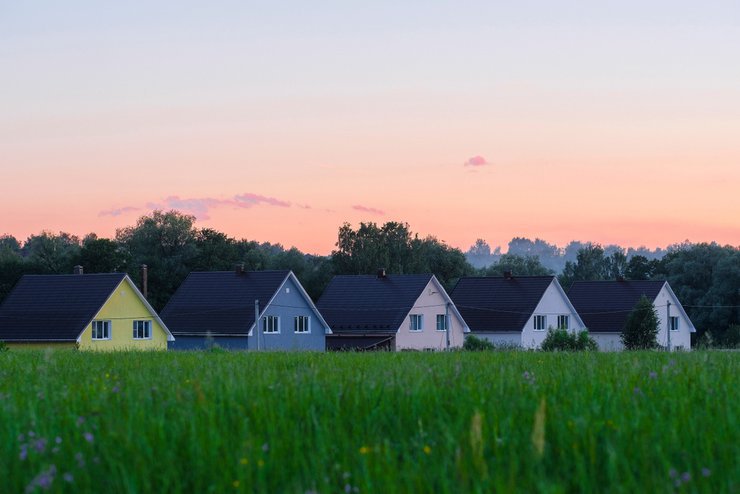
[352,205,385,216]
[464,155,490,167]
[98,206,141,217]
[105,192,296,220]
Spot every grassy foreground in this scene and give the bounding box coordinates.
[0,350,736,493]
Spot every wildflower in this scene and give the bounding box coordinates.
[19,444,28,461]
[25,464,56,493]
[232,480,240,488]
[262,442,269,452]
[28,431,36,438]
[649,371,657,379]
[633,387,642,395]
[681,472,691,482]
[83,432,94,443]
[344,484,352,494]
[701,467,711,477]
[111,385,120,393]
[669,469,678,478]
[18,433,25,442]
[423,445,432,455]
[55,437,62,444]
[257,459,264,468]
[63,473,74,483]
[358,446,370,455]
[240,458,248,465]
[76,417,85,427]
[75,452,85,468]
[33,438,48,453]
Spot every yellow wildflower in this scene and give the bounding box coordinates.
[240,458,249,465]
[423,445,432,455]
[232,480,240,488]
[359,446,370,455]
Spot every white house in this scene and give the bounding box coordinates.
[318,271,470,351]
[568,280,695,351]
[450,274,586,349]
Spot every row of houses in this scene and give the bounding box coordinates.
[0,265,696,352]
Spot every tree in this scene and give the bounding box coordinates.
[191,228,239,271]
[79,235,130,273]
[22,231,81,273]
[559,244,608,287]
[621,295,660,350]
[0,235,21,262]
[481,254,553,277]
[625,255,659,280]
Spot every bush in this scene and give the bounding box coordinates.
[463,335,495,351]
[541,328,598,352]
[621,295,659,350]
[0,341,7,352]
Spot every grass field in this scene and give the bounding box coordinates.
[0,350,737,493]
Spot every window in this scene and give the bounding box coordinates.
[436,314,448,331]
[263,315,280,334]
[294,315,310,333]
[92,320,111,340]
[132,320,152,339]
[409,314,423,331]
[533,315,547,331]
[669,316,679,331]
[557,315,569,330]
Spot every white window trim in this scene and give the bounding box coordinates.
[436,314,448,332]
[669,316,680,331]
[92,320,112,340]
[533,315,547,331]
[132,320,152,340]
[263,315,281,334]
[409,314,423,332]
[294,315,311,334]
[557,315,569,330]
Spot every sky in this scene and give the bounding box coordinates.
[2,1,739,254]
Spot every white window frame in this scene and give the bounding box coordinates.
[132,320,152,340]
[263,315,280,334]
[533,315,547,331]
[294,315,311,334]
[557,315,569,330]
[436,314,448,331]
[92,320,111,340]
[409,314,423,332]
[669,316,680,331]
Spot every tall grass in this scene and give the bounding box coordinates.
[0,350,736,493]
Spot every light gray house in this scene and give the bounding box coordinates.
[161,268,331,351]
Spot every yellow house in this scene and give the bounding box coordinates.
[0,272,173,350]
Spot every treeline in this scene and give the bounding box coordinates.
[0,211,738,345]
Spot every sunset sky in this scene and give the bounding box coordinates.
[2,2,739,254]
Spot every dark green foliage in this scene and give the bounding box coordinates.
[540,328,598,351]
[462,334,495,351]
[621,296,660,350]
[625,255,660,280]
[480,253,553,277]
[22,231,81,274]
[79,236,130,273]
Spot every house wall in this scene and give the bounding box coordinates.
[247,276,327,351]
[395,279,466,351]
[78,278,169,351]
[591,333,624,351]
[469,332,522,348]
[654,285,692,350]
[168,336,248,350]
[521,280,585,349]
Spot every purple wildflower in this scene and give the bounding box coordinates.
[633,387,642,395]
[669,469,678,478]
[33,438,48,453]
[76,417,85,427]
[681,472,691,482]
[83,432,94,443]
[75,452,85,468]
[111,385,120,393]
[701,467,711,477]
[63,472,74,483]
[19,444,28,461]
[28,431,36,438]
[18,433,25,442]
[344,484,352,494]
[55,437,62,444]
[262,442,269,452]
[649,371,657,379]
[25,465,56,493]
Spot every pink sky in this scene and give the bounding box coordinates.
[2,3,739,254]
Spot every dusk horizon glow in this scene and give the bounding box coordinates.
[2,1,739,255]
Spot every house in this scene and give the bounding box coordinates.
[317,270,469,351]
[450,273,585,349]
[568,279,695,351]
[0,267,173,350]
[161,268,331,351]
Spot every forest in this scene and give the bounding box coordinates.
[1,210,737,346]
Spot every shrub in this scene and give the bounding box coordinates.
[463,335,495,351]
[541,328,598,351]
[621,295,659,350]
[0,341,7,352]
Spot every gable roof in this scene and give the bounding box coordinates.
[317,274,434,334]
[567,280,665,333]
[450,276,556,332]
[160,270,313,336]
[0,273,127,341]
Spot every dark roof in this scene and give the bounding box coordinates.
[316,274,433,334]
[160,270,290,336]
[567,280,665,333]
[450,276,555,332]
[0,273,127,341]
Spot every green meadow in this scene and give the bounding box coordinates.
[0,351,736,493]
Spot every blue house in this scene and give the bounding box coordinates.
[161,268,331,351]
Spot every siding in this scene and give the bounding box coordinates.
[77,278,169,351]
[520,280,585,349]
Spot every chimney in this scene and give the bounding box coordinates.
[235,263,245,275]
[73,265,84,275]
[503,270,513,280]
[140,264,148,299]
[377,268,386,279]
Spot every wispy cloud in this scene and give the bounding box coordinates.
[99,206,141,217]
[463,155,490,167]
[352,205,385,216]
[104,192,296,220]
